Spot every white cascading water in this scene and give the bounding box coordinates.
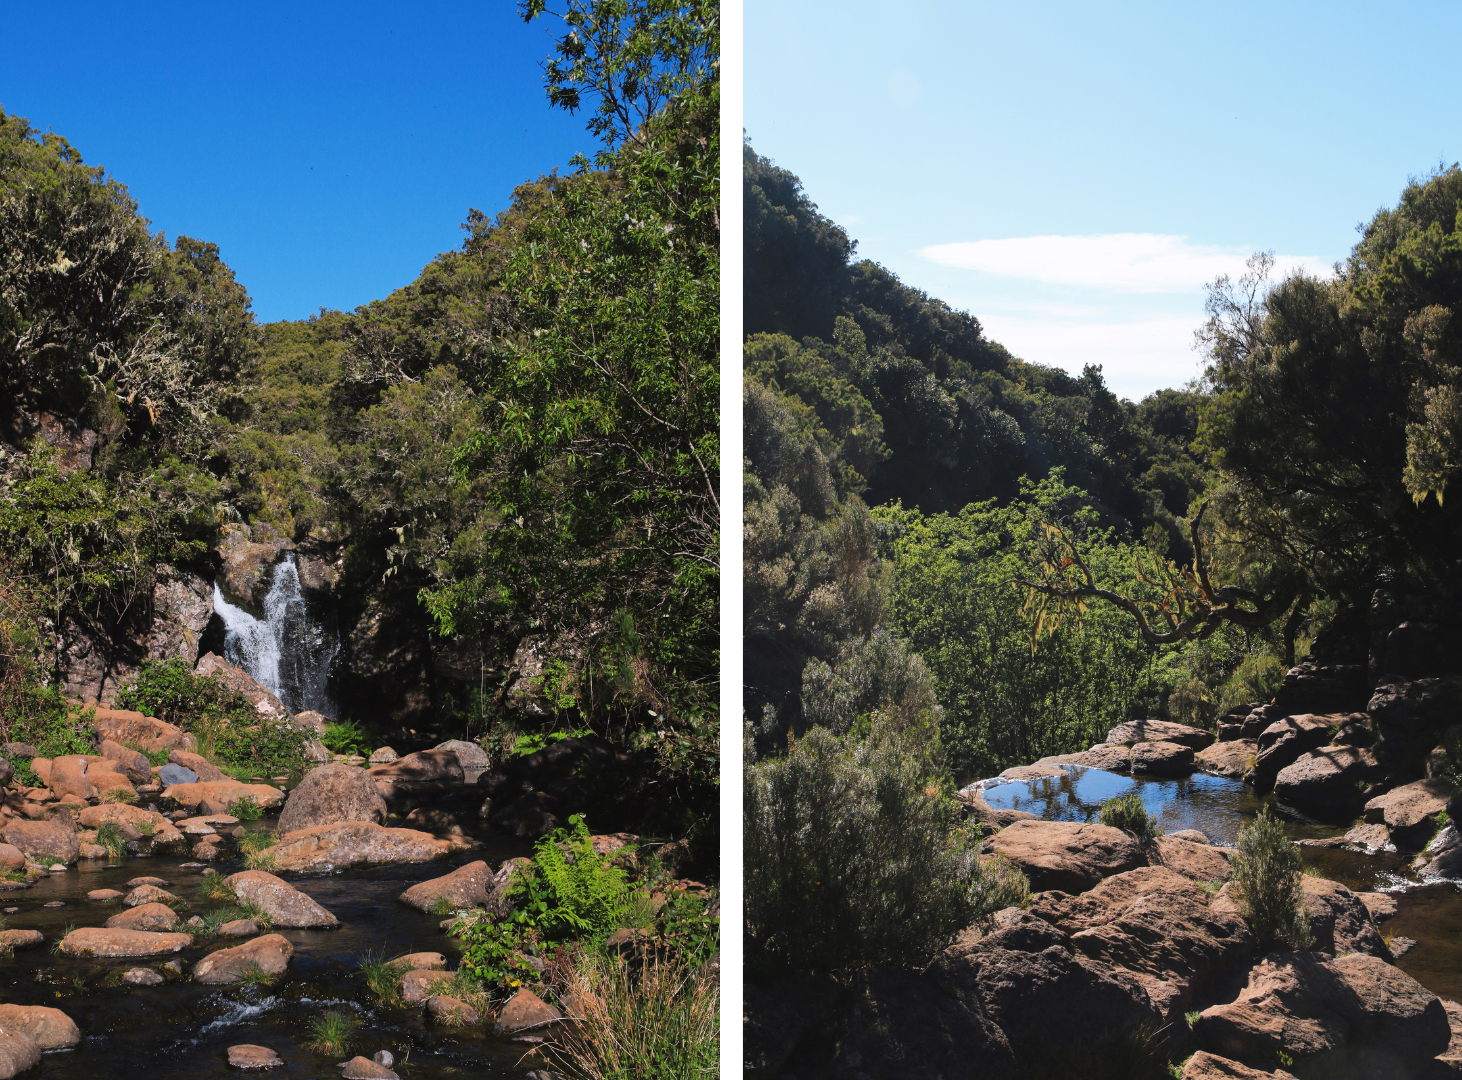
[212,553,339,717]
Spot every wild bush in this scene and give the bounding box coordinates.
[1097,793,1158,840]
[1230,808,1312,951]
[744,716,1029,976]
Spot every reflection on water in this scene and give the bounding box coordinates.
[968,763,1462,1003]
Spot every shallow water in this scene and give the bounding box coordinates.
[970,764,1462,1003]
[0,827,542,1079]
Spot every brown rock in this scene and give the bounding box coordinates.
[426,994,480,1025]
[89,708,196,754]
[167,749,224,783]
[391,952,447,970]
[192,933,294,984]
[1,818,78,864]
[1106,719,1215,750]
[400,968,455,1004]
[1196,739,1258,780]
[398,861,491,912]
[0,846,23,872]
[1254,714,1340,778]
[146,568,213,665]
[218,919,258,937]
[368,748,465,785]
[339,1057,400,1080]
[121,967,163,986]
[1365,777,1456,831]
[58,927,191,957]
[0,1004,80,1049]
[124,884,178,907]
[48,756,95,801]
[490,791,562,838]
[276,763,386,834]
[1343,822,1396,853]
[195,652,288,720]
[88,770,137,799]
[1440,999,1462,1075]
[1181,1051,1295,1079]
[226,1044,282,1068]
[266,821,460,872]
[222,870,338,928]
[87,888,125,901]
[0,1029,40,1078]
[0,930,43,951]
[1148,835,1233,882]
[98,740,152,785]
[1196,951,1450,1070]
[1301,875,1389,957]
[77,804,169,830]
[28,758,50,787]
[162,781,284,812]
[290,711,328,737]
[1130,739,1197,776]
[494,987,562,1033]
[984,820,1145,893]
[1356,892,1398,923]
[1273,745,1385,815]
[213,526,288,609]
[1075,743,1133,772]
[998,763,1068,781]
[106,902,180,932]
[126,876,171,888]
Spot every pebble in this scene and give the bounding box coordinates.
[374,1051,394,1068]
[3,908,16,915]
[162,959,184,975]
[43,901,64,908]
[227,1044,283,1069]
[122,967,164,986]
[47,864,65,872]
[1389,935,1418,958]
[178,862,207,870]
[87,889,125,901]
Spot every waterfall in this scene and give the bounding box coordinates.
[212,553,340,717]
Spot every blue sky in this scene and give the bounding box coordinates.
[745,0,1462,399]
[0,2,586,323]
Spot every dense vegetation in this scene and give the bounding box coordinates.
[0,1,719,825]
[744,145,1462,980]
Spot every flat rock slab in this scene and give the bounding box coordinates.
[398,861,491,912]
[1196,951,1450,1070]
[106,902,180,932]
[1130,740,1196,776]
[1441,999,1462,1075]
[58,928,191,957]
[223,870,338,928]
[1255,714,1339,777]
[124,884,178,906]
[1356,892,1398,922]
[1106,719,1215,750]
[1365,777,1456,830]
[1344,823,1396,853]
[1181,1051,1295,1079]
[0,931,42,951]
[0,1004,79,1050]
[266,821,462,872]
[1274,745,1384,815]
[192,933,293,984]
[1196,740,1257,780]
[122,967,164,986]
[86,888,125,901]
[1076,743,1133,772]
[227,1044,283,1068]
[494,988,561,1034]
[997,763,1068,781]
[125,876,171,888]
[984,820,1145,894]
[162,781,283,812]
[1147,835,1232,882]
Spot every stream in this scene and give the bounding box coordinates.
[973,764,1462,1002]
[0,823,540,1078]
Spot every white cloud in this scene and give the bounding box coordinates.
[920,233,1329,293]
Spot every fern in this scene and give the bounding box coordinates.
[531,813,626,940]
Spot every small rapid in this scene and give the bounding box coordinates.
[212,554,340,716]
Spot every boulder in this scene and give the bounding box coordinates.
[490,791,562,838]
[999,763,1069,781]
[166,749,224,783]
[1300,876,1389,958]
[89,708,196,753]
[434,739,490,769]
[1030,867,1254,1013]
[1273,745,1385,816]
[485,857,533,916]
[218,919,258,937]
[1130,740,1196,776]
[1364,777,1455,834]
[0,931,42,951]
[1147,835,1233,882]
[223,870,338,928]
[161,781,284,812]
[1440,999,1462,1075]
[1,818,78,864]
[124,884,178,906]
[426,994,480,1025]
[494,987,562,1034]
[1196,739,1258,780]
[1074,743,1133,772]
[0,1005,79,1050]
[368,747,398,764]
[397,860,492,912]
[192,933,294,984]
[400,968,455,1004]
[0,1030,40,1079]
[1255,714,1340,778]
[339,1057,400,1080]
[122,968,163,986]
[1195,951,1450,1072]
[48,756,95,801]
[984,820,1145,894]
[1417,822,1462,883]
[1369,675,1462,734]
[98,740,152,785]
[195,652,287,720]
[367,749,465,785]
[1181,1051,1295,1079]
[290,710,329,737]
[214,524,287,607]
[227,1045,283,1069]
[88,770,138,800]
[1356,892,1398,923]
[105,903,180,932]
[77,803,169,830]
[276,763,387,834]
[58,927,191,957]
[0,846,23,873]
[391,952,447,970]
[265,821,461,872]
[1105,720,1215,751]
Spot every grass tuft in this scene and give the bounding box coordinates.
[237,961,277,987]
[96,821,128,859]
[430,896,456,918]
[1097,793,1159,840]
[237,830,277,855]
[98,787,139,805]
[244,848,280,873]
[230,796,263,821]
[198,869,236,903]
[306,1008,362,1056]
[358,951,408,1006]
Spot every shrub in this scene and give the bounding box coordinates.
[550,947,718,1080]
[306,1008,361,1055]
[1098,793,1159,840]
[1230,808,1312,951]
[321,719,370,756]
[229,796,263,821]
[744,716,1029,976]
